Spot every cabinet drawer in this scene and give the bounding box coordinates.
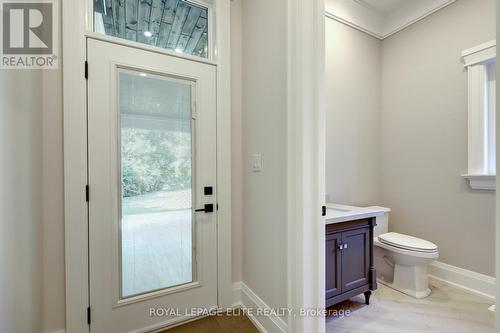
[326,218,371,234]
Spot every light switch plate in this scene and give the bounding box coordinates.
[251,154,263,172]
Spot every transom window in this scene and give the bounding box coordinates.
[93,0,210,59]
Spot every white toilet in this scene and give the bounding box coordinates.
[369,207,439,299]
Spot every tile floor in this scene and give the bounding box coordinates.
[159,280,494,333]
[159,314,259,333]
[326,280,495,333]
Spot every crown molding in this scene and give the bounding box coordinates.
[325,0,457,40]
[325,0,384,39]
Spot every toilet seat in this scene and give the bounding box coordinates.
[378,232,438,253]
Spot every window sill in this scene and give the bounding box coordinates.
[462,174,496,191]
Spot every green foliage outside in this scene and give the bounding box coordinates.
[121,128,191,197]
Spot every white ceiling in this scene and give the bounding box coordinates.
[357,0,412,15]
[325,0,457,39]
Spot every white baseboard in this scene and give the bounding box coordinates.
[428,261,496,301]
[232,281,243,308]
[49,330,65,333]
[232,281,287,333]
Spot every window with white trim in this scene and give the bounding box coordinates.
[462,40,496,190]
[93,0,212,59]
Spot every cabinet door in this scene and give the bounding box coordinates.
[325,232,342,299]
[341,228,369,292]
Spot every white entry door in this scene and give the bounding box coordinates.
[87,38,218,333]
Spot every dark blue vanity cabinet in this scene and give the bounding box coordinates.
[325,218,377,307]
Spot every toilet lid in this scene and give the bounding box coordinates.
[378,232,438,253]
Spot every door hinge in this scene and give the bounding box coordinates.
[85,185,89,202]
[322,205,326,217]
[87,306,91,325]
[84,61,88,79]
[192,101,197,119]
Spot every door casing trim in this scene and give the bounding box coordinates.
[286,0,326,332]
[62,1,232,332]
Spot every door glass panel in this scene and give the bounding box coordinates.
[94,0,209,59]
[119,69,194,299]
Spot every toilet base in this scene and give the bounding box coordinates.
[378,263,432,299]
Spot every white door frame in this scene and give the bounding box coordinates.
[286,0,325,332]
[62,1,232,332]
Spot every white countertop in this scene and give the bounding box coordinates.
[325,204,389,224]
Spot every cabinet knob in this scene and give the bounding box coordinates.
[337,243,348,251]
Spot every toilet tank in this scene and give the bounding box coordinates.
[366,206,391,238]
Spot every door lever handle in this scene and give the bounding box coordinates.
[195,204,214,213]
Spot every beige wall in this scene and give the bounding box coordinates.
[0,71,44,333]
[327,0,496,276]
[0,60,64,333]
[325,18,382,206]
[0,7,65,333]
[381,0,496,276]
[241,0,288,310]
